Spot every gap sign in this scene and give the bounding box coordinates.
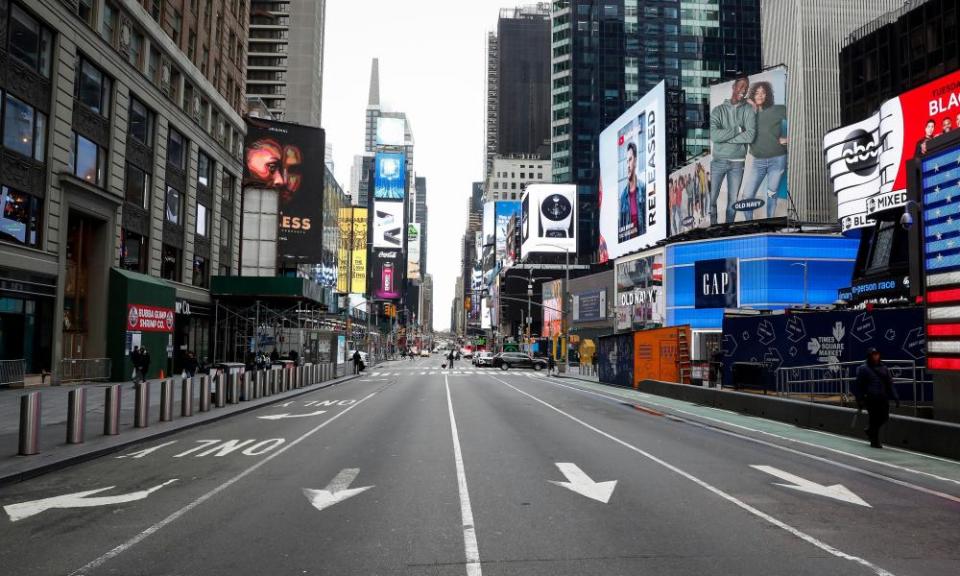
[694,258,738,309]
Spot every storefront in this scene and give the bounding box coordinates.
[106,268,176,381]
[569,270,616,366]
[0,267,56,374]
[664,234,859,360]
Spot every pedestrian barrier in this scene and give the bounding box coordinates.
[254,371,263,399]
[269,369,277,395]
[58,358,111,385]
[242,372,253,401]
[283,369,290,392]
[199,375,211,412]
[104,384,121,435]
[227,373,239,404]
[18,392,40,455]
[134,382,150,428]
[67,388,86,444]
[181,377,194,416]
[160,379,174,422]
[297,366,304,388]
[1,359,25,388]
[215,374,226,408]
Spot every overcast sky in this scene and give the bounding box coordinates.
[322,1,517,332]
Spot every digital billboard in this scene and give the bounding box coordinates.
[244,117,324,262]
[505,213,519,268]
[337,208,352,293]
[495,201,520,265]
[483,201,495,247]
[520,184,577,256]
[374,152,406,200]
[824,68,960,233]
[599,81,667,262]
[542,280,563,338]
[407,223,421,281]
[615,249,664,331]
[376,117,406,147]
[372,201,404,248]
[351,209,368,294]
[369,247,404,300]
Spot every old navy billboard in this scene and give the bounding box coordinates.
[824,68,960,232]
[244,117,325,262]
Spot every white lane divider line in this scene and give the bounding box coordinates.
[445,376,482,576]
[67,391,380,576]
[490,375,896,576]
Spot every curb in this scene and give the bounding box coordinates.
[0,373,361,487]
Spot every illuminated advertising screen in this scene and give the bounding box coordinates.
[369,247,405,300]
[495,201,520,265]
[921,142,960,372]
[542,279,563,338]
[374,152,406,200]
[599,82,667,262]
[337,208,352,293]
[244,117,324,262]
[372,201,404,249]
[407,223,421,281]
[376,117,406,147]
[615,249,664,331]
[825,68,960,233]
[505,213,519,268]
[483,201,495,247]
[520,184,577,256]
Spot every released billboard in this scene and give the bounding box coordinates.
[374,152,406,200]
[599,81,667,262]
[376,117,406,147]
[824,68,960,232]
[369,247,404,300]
[495,201,520,266]
[407,223,421,281]
[372,201,404,249]
[244,117,324,262]
[521,184,577,256]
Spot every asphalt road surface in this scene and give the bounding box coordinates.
[1,357,958,575]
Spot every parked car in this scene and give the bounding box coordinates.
[493,352,547,371]
[474,351,494,367]
[420,350,430,357]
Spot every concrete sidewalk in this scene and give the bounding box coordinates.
[0,368,366,485]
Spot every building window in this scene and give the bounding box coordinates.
[192,255,208,287]
[76,57,112,116]
[9,4,54,78]
[161,243,181,282]
[70,132,105,186]
[195,202,209,236]
[78,0,95,26]
[219,216,230,248]
[222,172,235,205]
[147,47,161,84]
[167,128,186,170]
[151,0,163,21]
[120,229,147,273]
[188,31,197,60]
[197,151,212,188]
[0,186,41,247]
[128,97,154,146]
[164,186,181,224]
[99,2,117,44]
[170,11,182,43]
[125,164,150,208]
[2,93,46,162]
[129,29,144,68]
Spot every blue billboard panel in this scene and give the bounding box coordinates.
[374,152,406,200]
[495,201,520,264]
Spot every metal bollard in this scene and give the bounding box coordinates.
[199,375,211,412]
[242,372,252,401]
[295,366,302,388]
[215,374,226,407]
[254,371,263,399]
[18,391,41,455]
[104,384,121,435]
[227,373,239,404]
[282,369,290,392]
[67,388,86,444]
[134,381,150,428]
[181,377,194,416]
[266,370,275,395]
[160,379,174,422]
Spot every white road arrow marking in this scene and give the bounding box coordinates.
[751,465,871,507]
[549,462,617,504]
[4,479,178,522]
[302,468,373,512]
[257,410,327,421]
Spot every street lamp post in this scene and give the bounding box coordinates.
[791,262,809,308]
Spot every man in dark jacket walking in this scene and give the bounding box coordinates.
[853,348,900,448]
[352,350,363,374]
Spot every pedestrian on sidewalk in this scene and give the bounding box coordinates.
[547,355,556,376]
[183,351,198,378]
[853,347,900,448]
[131,346,143,383]
[447,349,455,370]
[352,350,363,374]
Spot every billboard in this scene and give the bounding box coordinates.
[482,201,495,246]
[244,117,324,262]
[374,152,406,200]
[520,184,577,256]
[542,279,563,338]
[495,201,520,265]
[369,247,404,300]
[615,249,664,331]
[599,81,667,262]
[337,208,352,293]
[572,289,606,323]
[351,209,367,294]
[372,201,404,248]
[376,117,406,147]
[505,213,519,268]
[407,223,421,281]
[824,68,960,233]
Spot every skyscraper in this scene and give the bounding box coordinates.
[761,0,905,223]
[415,177,429,277]
[246,0,326,126]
